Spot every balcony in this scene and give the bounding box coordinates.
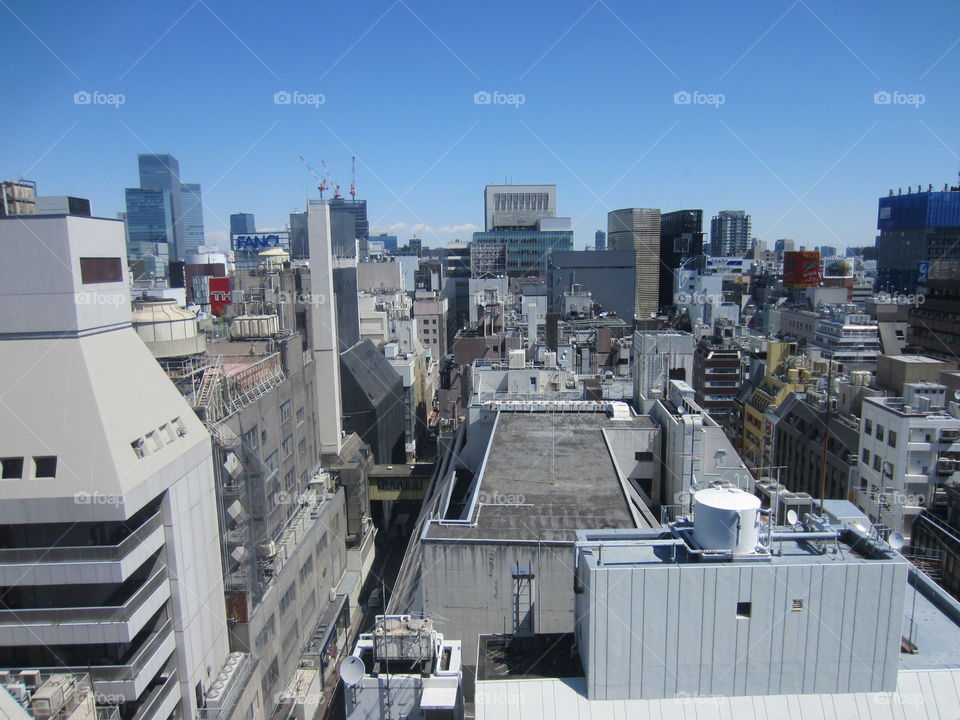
[14,618,177,702]
[0,512,164,586]
[0,567,170,646]
[130,667,180,720]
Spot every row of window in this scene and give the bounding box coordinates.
[0,456,57,480]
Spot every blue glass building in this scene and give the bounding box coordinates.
[138,154,184,261]
[124,187,173,280]
[230,212,256,235]
[180,183,205,256]
[877,185,960,291]
[471,229,574,277]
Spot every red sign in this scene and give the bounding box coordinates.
[209,277,231,316]
[783,251,821,288]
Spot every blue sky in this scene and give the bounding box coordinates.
[3,0,959,250]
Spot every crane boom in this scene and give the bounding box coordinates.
[321,160,342,199]
[299,156,327,200]
[350,155,357,198]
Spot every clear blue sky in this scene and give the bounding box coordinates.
[3,0,959,250]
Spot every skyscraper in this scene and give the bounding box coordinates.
[594,229,606,251]
[138,154,184,261]
[710,210,751,257]
[230,212,256,235]
[180,182,205,255]
[124,187,173,280]
[608,208,661,320]
[659,209,704,309]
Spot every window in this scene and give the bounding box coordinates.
[282,436,293,458]
[888,430,897,448]
[284,469,295,491]
[265,451,278,473]
[79,257,123,283]
[792,599,804,612]
[862,448,870,464]
[296,407,305,424]
[298,438,307,456]
[242,427,258,451]
[280,401,291,423]
[33,456,57,478]
[279,583,297,615]
[876,424,884,441]
[736,601,751,619]
[1,457,24,480]
[873,455,882,472]
[865,419,873,434]
[634,451,654,462]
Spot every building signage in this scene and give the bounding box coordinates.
[783,250,821,288]
[231,231,289,251]
[209,277,231,316]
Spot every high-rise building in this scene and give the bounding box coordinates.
[137,154,184,261]
[877,183,960,292]
[179,182,205,256]
[124,187,173,281]
[230,212,256,235]
[710,210,751,257]
[659,209,704,310]
[608,208,661,320]
[0,213,242,718]
[818,244,837,257]
[484,184,556,231]
[326,197,369,257]
[473,185,571,278]
[594,229,605,251]
[774,237,796,253]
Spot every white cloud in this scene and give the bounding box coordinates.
[438,223,479,234]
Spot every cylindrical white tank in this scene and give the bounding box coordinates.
[693,487,761,554]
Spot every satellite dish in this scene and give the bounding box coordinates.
[340,655,365,687]
[888,532,905,552]
[786,509,798,526]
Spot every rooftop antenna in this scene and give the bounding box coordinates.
[889,532,905,552]
[350,155,357,199]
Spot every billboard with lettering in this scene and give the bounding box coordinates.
[783,251,821,288]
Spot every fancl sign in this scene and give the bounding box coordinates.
[231,231,290,251]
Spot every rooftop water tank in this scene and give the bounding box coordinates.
[693,487,761,554]
[258,247,290,271]
[132,297,206,359]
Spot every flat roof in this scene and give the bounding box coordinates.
[427,412,653,542]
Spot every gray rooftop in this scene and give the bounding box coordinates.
[427,412,653,542]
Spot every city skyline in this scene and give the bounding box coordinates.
[2,0,959,250]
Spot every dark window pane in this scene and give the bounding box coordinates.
[80,257,123,284]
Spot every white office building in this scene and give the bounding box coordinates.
[0,215,242,718]
[855,384,960,539]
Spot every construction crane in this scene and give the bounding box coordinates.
[350,155,357,199]
[321,160,342,199]
[299,156,327,200]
